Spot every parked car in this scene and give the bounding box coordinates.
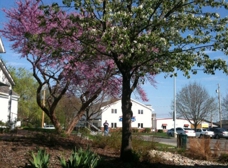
[167,127,196,137]
[208,127,228,139]
[195,128,214,138]
[43,125,55,129]
[177,127,196,137]
[167,128,174,136]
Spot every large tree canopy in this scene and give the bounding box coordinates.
[59,0,228,161]
[175,82,217,129]
[1,0,228,161]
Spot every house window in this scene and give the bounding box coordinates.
[162,125,166,129]
[111,109,117,114]
[138,123,143,128]
[162,124,167,129]
[138,110,143,114]
[111,123,117,128]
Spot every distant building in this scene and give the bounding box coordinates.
[0,59,20,125]
[91,99,154,131]
[154,118,219,132]
[215,120,228,129]
[155,118,191,132]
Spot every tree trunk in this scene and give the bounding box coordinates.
[50,113,63,134]
[120,73,133,161]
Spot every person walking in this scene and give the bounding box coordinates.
[103,120,109,136]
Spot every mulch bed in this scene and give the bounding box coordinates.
[0,129,194,168]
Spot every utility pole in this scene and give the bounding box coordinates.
[216,84,222,128]
[0,37,6,53]
[173,73,177,138]
[210,111,213,128]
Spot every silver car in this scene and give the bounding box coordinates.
[195,128,214,138]
[43,125,55,129]
[176,127,196,137]
[167,127,196,137]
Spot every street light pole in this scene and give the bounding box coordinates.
[0,37,6,53]
[173,73,177,138]
[216,84,222,128]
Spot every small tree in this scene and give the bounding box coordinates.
[8,66,42,127]
[176,82,217,129]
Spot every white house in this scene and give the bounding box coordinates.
[0,58,20,124]
[92,99,154,131]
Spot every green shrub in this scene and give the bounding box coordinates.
[218,153,228,163]
[28,149,50,168]
[132,128,139,133]
[58,147,100,168]
[144,128,151,133]
[78,128,91,136]
[92,132,121,150]
[0,127,9,133]
[157,129,163,133]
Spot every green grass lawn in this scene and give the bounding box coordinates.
[133,132,170,138]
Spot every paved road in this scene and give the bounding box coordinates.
[140,135,228,150]
[139,135,177,146]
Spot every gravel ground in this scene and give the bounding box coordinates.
[148,150,228,168]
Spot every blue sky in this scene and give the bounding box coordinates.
[0,0,228,120]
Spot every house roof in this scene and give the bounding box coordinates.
[102,98,154,111]
[0,59,15,86]
[202,119,220,126]
[0,85,19,96]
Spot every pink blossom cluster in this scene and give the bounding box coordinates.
[1,0,122,99]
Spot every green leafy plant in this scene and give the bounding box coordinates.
[157,129,163,133]
[91,132,121,150]
[144,128,151,133]
[28,149,50,168]
[132,128,139,133]
[58,147,100,168]
[218,153,228,163]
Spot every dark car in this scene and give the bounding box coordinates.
[209,127,228,139]
[167,128,174,136]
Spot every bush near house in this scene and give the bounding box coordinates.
[157,129,163,133]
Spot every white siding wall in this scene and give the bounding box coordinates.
[0,59,19,124]
[11,97,19,121]
[0,94,9,122]
[156,118,191,130]
[131,101,152,128]
[101,99,152,129]
[101,101,122,128]
[0,94,19,123]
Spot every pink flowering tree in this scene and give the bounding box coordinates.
[1,0,122,135]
